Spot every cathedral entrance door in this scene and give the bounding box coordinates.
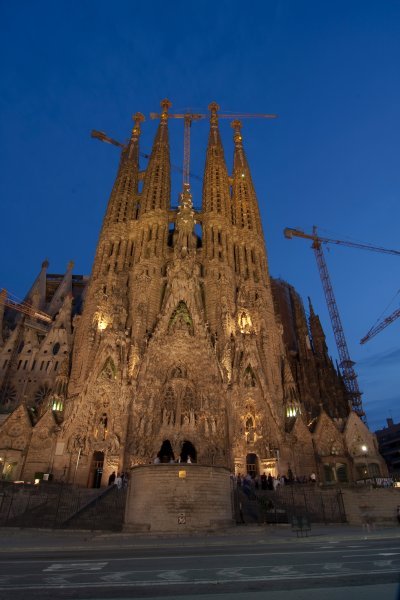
[90,451,104,488]
[180,441,196,463]
[246,453,258,478]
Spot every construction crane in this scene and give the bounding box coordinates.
[150,101,278,191]
[283,227,400,346]
[0,289,52,408]
[283,228,400,257]
[360,307,400,344]
[0,289,52,324]
[284,226,365,419]
[91,129,202,182]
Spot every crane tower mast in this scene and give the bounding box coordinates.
[284,226,365,420]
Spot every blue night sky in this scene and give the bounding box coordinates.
[1,1,399,431]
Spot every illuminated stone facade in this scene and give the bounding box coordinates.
[0,101,386,486]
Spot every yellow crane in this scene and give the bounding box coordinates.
[0,289,51,323]
[150,100,278,190]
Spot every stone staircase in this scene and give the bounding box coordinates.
[234,485,346,525]
[0,482,126,530]
[64,485,127,531]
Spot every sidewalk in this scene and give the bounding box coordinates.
[1,523,400,553]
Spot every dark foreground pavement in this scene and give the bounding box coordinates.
[1,522,400,553]
[0,524,399,600]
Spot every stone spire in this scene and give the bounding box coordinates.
[308,297,328,358]
[201,103,235,338]
[47,261,74,318]
[231,120,263,236]
[201,102,231,219]
[140,99,171,215]
[24,259,49,312]
[230,122,270,287]
[68,114,144,393]
[103,112,144,227]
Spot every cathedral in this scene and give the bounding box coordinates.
[0,100,386,488]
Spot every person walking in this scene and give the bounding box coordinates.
[115,473,122,490]
[108,471,116,486]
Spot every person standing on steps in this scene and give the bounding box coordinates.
[115,473,122,490]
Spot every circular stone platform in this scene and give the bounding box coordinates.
[124,464,233,533]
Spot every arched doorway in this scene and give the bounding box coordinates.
[90,451,104,488]
[157,440,175,463]
[180,441,196,463]
[246,453,258,478]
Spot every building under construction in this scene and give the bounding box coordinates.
[0,101,386,488]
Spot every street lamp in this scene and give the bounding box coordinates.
[361,445,368,479]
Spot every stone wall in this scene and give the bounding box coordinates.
[341,486,400,525]
[124,464,233,533]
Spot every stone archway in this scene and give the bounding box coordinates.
[180,440,196,463]
[157,440,175,463]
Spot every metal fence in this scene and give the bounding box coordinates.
[232,484,347,525]
[0,481,127,530]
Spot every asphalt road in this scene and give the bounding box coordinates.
[0,535,399,599]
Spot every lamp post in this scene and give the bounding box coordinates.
[361,444,368,479]
[72,447,82,485]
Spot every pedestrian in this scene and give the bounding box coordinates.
[243,474,252,497]
[287,467,294,484]
[115,473,122,490]
[187,455,192,464]
[261,472,267,490]
[397,506,400,525]
[239,500,245,524]
[108,471,116,486]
